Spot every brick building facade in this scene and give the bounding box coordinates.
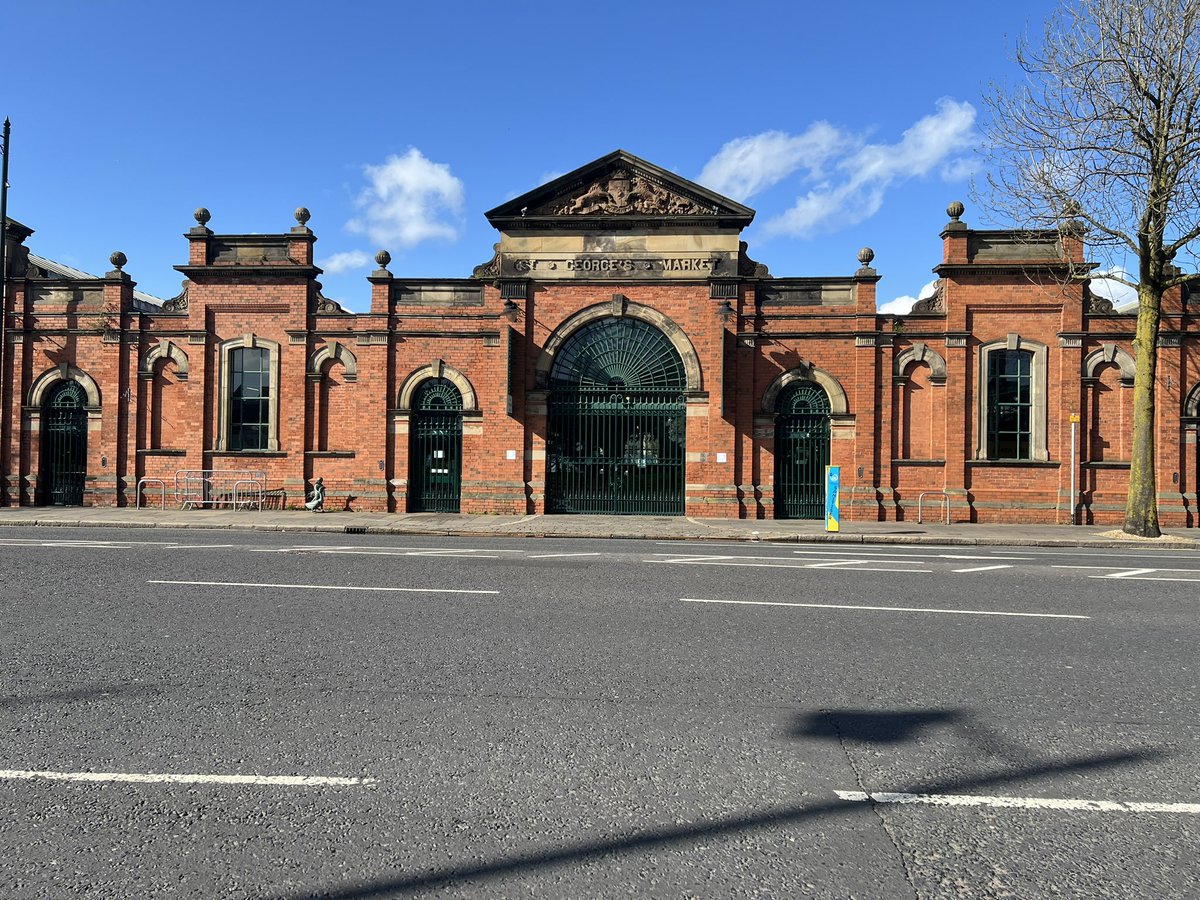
[1,150,1195,524]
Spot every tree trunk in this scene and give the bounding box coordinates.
[1124,282,1162,537]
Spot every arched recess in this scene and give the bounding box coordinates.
[28,364,102,409]
[1082,343,1135,385]
[397,361,478,412]
[893,342,947,384]
[761,365,850,416]
[308,342,359,452]
[535,301,703,393]
[308,341,357,381]
[141,340,190,380]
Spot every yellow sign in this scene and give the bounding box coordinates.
[1069,413,1080,423]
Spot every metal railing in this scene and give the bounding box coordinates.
[917,490,951,525]
[174,469,267,510]
[135,477,167,509]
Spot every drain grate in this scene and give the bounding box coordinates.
[344,525,367,535]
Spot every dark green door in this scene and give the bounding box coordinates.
[409,378,463,512]
[42,381,88,506]
[546,318,686,515]
[775,380,831,519]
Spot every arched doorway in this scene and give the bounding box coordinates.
[546,317,686,515]
[409,378,463,512]
[42,381,89,506]
[775,380,831,519]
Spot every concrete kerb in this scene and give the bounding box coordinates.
[0,512,1197,549]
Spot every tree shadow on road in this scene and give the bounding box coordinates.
[283,707,1166,899]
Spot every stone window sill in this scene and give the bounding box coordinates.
[137,448,187,457]
[305,450,356,458]
[208,450,289,458]
[892,459,945,467]
[1082,460,1131,469]
[966,459,1060,468]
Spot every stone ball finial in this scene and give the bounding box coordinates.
[375,249,392,268]
[109,250,127,271]
[194,207,211,226]
[857,247,875,267]
[294,206,311,226]
[947,200,965,221]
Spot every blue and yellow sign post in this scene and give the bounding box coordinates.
[824,465,841,532]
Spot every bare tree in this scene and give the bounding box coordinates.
[983,0,1200,537]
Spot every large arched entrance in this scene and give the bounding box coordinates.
[774,380,831,519]
[546,317,686,515]
[41,381,89,506]
[409,378,463,512]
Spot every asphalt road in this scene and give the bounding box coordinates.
[1,527,1197,898]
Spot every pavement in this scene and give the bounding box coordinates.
[0,504,1195,549]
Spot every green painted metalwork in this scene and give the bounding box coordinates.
[409,378,463,512]
[775,380,831,519]
[547,318,686,515]
[42,381,88,506]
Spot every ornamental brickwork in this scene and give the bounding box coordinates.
[1,150,1195,525]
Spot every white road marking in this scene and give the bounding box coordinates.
[169,544,237,550]
[527,552,602,559]
[680,598,1089,619]
[836,790,1200,814]
[953,564,1013,573]
[789,549,1031,561]
[1088,574,1200,582]
[148,580,498,594]
[651,559,931,573]
[0,769,375,787]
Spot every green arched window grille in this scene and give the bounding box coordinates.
[410,378,463,512]
[550,318,686,392]
[42,380,89,506]
[777,379,832,417]
[414,378,464,411]
[774,380,831,520]
[547,318,686,515]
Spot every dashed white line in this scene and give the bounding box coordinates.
[836,790,1200,814]
[953,564,1013,573]
[0,769,376,787]
[148,580,498,594]
[650,559,932,573]
[680,598,1089,619]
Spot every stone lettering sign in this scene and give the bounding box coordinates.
[502,254,734,279]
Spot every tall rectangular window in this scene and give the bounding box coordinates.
[229,347,270,451]
[986,349,1032,459]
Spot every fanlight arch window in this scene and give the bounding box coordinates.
[549,317,686,392]
[414,378,464,410]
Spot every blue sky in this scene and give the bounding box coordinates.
[5,1,1074,313]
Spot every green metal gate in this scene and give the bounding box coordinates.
[546,318,686,515]
[409,378,463,512]
[775,380,831,519]
[42,381,88,506]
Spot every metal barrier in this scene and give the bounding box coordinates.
[174,469,267,510]
[917,490,951,525]
[135,477,167,510]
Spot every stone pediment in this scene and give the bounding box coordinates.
[486,150,755,230]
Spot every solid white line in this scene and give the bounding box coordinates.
[1104,568,1157,578]
[1052,565,1200,574]
[953,564,1013,573]
[0,768,376,787]
[835,790,1200,814]
[651,560,932,573]
[148,580,498,595]
[680,597,1089,619]
[527,552,602,559]
[1087,575,1200,583]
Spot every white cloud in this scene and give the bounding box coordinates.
[539,170,567,185]
[318,250,371,274]
[711,99,977,239]
[698,125,850,201]
[1090,266,1139,311]
[347,148,465,248]
[878,279,939,315]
